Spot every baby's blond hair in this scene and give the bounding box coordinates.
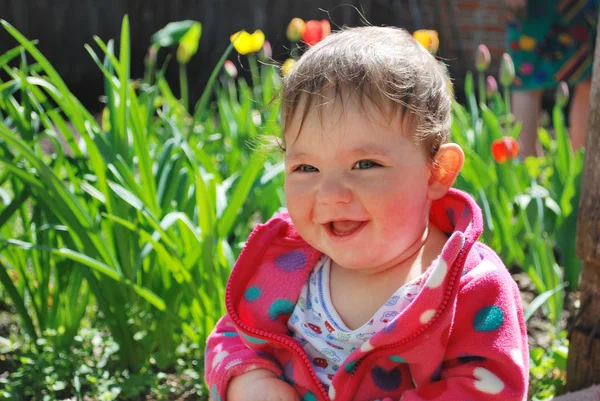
[281,26,452,161]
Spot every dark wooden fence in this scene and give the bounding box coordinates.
[0,0,469,111]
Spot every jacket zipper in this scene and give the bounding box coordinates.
[335,239,470,400]
[225,224,331,401]
[226,219,471,401]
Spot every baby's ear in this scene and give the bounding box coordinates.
[427,143,464,200]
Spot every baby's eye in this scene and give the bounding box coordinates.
[294,164,319,173]
[353,160,380,169]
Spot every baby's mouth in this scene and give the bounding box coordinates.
[329,220,366,236]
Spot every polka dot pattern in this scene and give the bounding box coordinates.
[473,367,505,394]
[244,286,261,302]
[360,340,374,352]
[268,299,295,320]
[211,384,221,401]
[473,305,504,332]
[344,360,358,374]
[303,391,317,401]
[275,250,307,272]
[371,366,402,390]
[328,385,336,400]
[241,333,267,344]
[420,309,436,324]
[430,363,442,382]
[284,361,294,381]
[381,320,397,333]
[511,349,524,367]
[425,259,447,288]
[211,351,229,368]
[457,355,486,364]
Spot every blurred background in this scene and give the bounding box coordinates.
[0,0,509,111]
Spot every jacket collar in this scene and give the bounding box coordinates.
[226,188,483,342]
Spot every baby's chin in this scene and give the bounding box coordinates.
[327,252,386,273]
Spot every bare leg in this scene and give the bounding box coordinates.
[512,89,543,157]
[569,79,591,150]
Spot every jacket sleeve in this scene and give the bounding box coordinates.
[204,314,284,401]
[401,261,529,400]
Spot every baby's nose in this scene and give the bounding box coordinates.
[316,177,352,205]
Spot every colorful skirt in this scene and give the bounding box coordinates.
[506,0,599,90]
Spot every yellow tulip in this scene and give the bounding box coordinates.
[281,58,297,77]
[230,29,265,55]
[177,22,202,64]
[413,30,439,54]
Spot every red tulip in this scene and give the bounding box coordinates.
[491,136,519,163]
[321,19,331,37]
[303,20,324,46]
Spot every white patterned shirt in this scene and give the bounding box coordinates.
[287,255,424,387]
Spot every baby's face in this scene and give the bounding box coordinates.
[284,95,434,274]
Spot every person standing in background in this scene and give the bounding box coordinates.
[506,0,598,156]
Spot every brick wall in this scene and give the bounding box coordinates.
[416,0,511,100]
[364,0,510,101]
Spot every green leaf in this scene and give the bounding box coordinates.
[151,20,197,48]
[190,42,235,128]
[524,283,567,322]
[218,151,264,238]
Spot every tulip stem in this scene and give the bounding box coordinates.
[503,86,511,134]
[248,54,260,92]
[478,72,486,107]
[180,63,189,112]
[247,53,263,110]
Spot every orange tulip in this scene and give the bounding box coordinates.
[491,136,519,163]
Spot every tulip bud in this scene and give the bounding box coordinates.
[486,75,498,97]
[145,45,158,69]
[475,44,491,72]
[224,60,238,78]
[499,53,516,87]
[281,58,297,77]
[261,40,272,60]
[286,18,306,42]
[556,81,570,108]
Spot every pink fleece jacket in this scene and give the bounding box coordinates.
[204,188,529,401]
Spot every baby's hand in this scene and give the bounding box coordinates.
[226,369,300,401]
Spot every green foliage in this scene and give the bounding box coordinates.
[529,331,568,400]
[453,70,583,330]
[0,16,584,400]
[0,15,284,374]
[0,327,208,400]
